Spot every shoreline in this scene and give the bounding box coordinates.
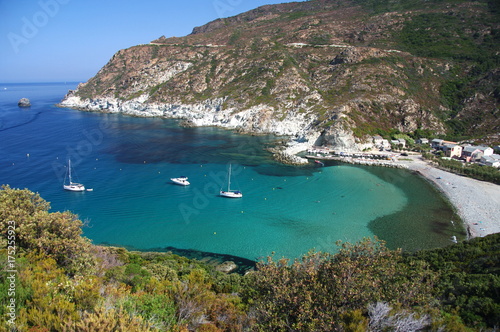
[54,99,500,241]
[298,149,499,239]
[395,155,500,239]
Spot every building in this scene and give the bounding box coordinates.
[442,144,463,158]
[390,139,406,148]
[480,154,500,168]
[462,146,482,162]
[372,136,390,150]
[462,145,494,162]
[373,135,383,144]
[432,139,458,149]
[477,146,494,156]
[416,138,429,145]
[431,139,444,149]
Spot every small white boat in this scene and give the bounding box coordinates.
[63,159,85,191]
[171,176,190,186]
[220,190,243,198]
[220,164,242,198]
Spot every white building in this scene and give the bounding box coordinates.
[477,146,494,156]
[416,138,429,145]
[373,136,390,150]
[481,154,500,168]
[442,144,463,158]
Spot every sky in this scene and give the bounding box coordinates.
[0,0,303,83]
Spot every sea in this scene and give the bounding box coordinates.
[0,82,466,263]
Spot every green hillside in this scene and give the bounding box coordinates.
[68,0,499,143]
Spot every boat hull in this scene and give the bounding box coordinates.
[64,184,85,191]
[171,178,190,186]
[220,190,242,198]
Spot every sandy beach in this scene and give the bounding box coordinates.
[398,155,500,239]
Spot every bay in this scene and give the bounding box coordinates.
[0,83,465,261]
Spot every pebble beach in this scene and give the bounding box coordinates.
[296,145,499,240]
[399,156,500,239]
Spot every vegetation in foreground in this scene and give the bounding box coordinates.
[0,185,499,331]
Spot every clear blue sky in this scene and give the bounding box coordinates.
[0,0,303,83]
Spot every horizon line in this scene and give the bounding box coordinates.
[0,81,85,85]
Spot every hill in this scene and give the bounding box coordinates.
[59,0,500,151]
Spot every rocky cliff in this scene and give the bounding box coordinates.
[60,0,500,155]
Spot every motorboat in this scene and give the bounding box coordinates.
[171,176,190,186]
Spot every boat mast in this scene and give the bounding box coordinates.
[227,164,231,191]
[68,159,72,184]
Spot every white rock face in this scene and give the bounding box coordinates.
[59,92,366,158]
[60,94,317,136]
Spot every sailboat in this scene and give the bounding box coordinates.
[63,159,85,191]
[220,164,242,198]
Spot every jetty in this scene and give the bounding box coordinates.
[305,148,409,169]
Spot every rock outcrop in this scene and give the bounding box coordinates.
[215,261,237,274]
[18,98,31,107]
[59,93,319,139]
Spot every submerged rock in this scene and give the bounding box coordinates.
[18,98,31,107]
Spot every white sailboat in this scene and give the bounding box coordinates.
[220,164,242,198]
[63,159,85,191]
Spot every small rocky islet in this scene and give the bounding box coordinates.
[18,98,31,107]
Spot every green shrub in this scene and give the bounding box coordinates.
[307,32,331,46]
[249,238,437,330]
[0,185,96,275]
[123,293,177,329]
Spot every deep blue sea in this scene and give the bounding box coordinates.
[0,83,465,261]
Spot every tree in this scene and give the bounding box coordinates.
[0,185,96,275]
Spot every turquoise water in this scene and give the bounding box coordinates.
[0,83,465,261]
